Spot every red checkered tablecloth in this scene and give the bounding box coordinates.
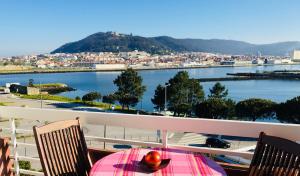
[89,148,227,176]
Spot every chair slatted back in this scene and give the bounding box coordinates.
[0,137,13,176]
[248,132,300,176]
[33,119,91,176]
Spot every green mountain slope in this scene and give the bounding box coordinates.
[52,32,300,56]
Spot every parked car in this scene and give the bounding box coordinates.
[205,137,231,149]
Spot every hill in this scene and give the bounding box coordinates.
[52,32,300,56]
[52,32,172,54]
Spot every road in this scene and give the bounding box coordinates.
[0,93,99,110]
[0,93,56,108]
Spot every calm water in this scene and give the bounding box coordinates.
[1,65,300,111]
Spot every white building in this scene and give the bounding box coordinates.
[93,64,127,70]
[252,59,264,65]
[220,60,235,65]
[5,83,20,88]
[120,51,150,59]
[264,59,282,65]
[180,61,204,67]
[281,58,292,64]
[234,60,252,66]
[37,64,47,68]
[290,50,300,62]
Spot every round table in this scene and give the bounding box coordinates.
[90,148,227,176]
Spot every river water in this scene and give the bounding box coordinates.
[1,65,300,111]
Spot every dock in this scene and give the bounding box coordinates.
[198,70,300,82]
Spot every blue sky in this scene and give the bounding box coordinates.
[1,0,300,56]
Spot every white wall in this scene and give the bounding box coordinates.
[93,64,127,70]
[291,50,300,60]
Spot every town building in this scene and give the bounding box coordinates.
[291,50,300,62]
[92,63,127,70]
[9,84,40,95]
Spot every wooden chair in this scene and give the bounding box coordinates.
[248,132,300,176]
[0,137,14,176]
[33,118,92,176]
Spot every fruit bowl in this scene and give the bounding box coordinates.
[139,154,171,172]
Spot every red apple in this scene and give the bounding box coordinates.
[144,151,161,168]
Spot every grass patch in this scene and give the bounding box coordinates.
[15,94,145,114]
[80,101,123,109]
[16,93,123,110]
[33,83,67,88]
[32,83,75,94]
[16,134,34,139]
[17,94,75,102]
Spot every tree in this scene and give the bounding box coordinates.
[167,71,205,116]
[151,84,165,111]
[113,68,146,110]
[102,94,116,109]
[276,96,300,124]
[236,98,276,121]
[75,96,81,101]
[28,79,34,87]
[19,160,31,170]
[19,160,32,176]
[195,98,236,119]
[208,82,228,99]
[82,92,102,102]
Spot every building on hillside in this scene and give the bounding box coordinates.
[120,51,150,59]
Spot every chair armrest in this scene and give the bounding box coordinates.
[88,147,117,164]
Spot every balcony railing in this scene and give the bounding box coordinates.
[0,106,300,175]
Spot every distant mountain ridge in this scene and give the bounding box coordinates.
[52,32,300,56]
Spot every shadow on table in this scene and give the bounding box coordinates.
[113,161,155,174]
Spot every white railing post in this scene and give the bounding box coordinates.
[162,130,168,148]
[10,118,20,176]
[103,125,106,149]
[156,130,160,143]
